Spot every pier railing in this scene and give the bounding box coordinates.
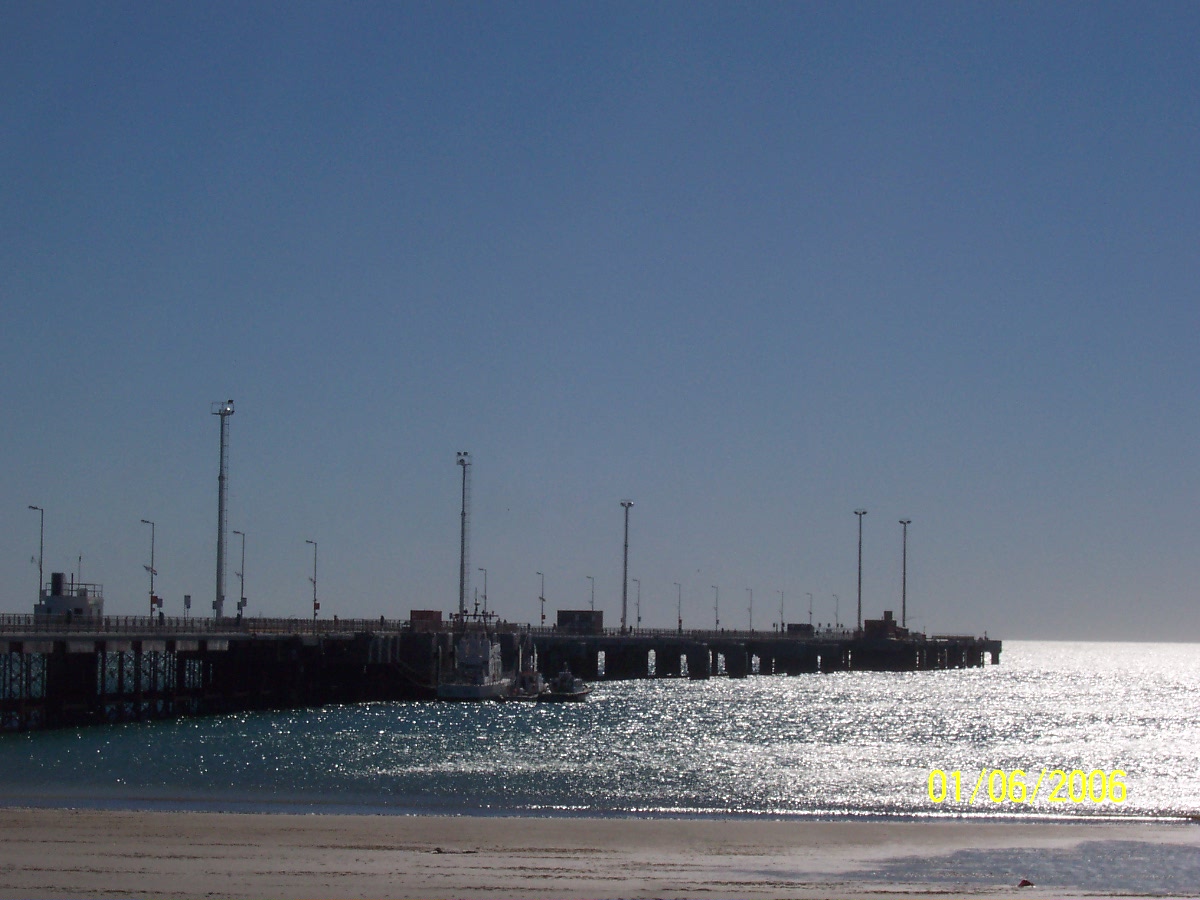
[519,624,867,641]
[0,614,990,646]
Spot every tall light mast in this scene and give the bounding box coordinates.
[620,500,633,633]
[854,508,868,630]
[212,400,234,618]
[456,452,471,618]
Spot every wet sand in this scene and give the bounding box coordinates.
[0,807,1197,898]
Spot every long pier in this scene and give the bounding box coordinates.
[0,614,1000,732]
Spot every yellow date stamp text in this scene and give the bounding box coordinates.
[927,768,1127,805]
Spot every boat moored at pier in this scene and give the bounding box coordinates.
[437,630,513,701]
[541,666,591,702]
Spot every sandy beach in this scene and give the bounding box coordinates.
[0,808,1197,899]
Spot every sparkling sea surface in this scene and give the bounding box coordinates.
[0,641,1197,820]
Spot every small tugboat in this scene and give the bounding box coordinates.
[541,666,591,702]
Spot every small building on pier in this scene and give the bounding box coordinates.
[863,609,908,639]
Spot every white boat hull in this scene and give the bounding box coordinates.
[437,678,513,701]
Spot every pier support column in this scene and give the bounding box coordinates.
[724,646,748,678]
[819,645,847,673]
[686,644,711,680]
[780,646,818,674]
[655,646,681,678]
[604,645,650,680]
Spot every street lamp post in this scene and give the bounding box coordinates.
[140,519,156,616]
[233,529,247,618]
[537,571,545,627]
[587,575,595,611]
[632,577,641,631]
[833,594,840,629]
[674,582,682,632]
[27,505,43,601]
[900,519,912,628]
[620,500,633,634]
[806,591,814,627]
[305,539,318,627]
[854,509,868,630]
[778,590,785,632]
[712,585,719,630]
[747,588,753,631]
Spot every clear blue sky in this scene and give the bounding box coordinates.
[3,2,1197,639]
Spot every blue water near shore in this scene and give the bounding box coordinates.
[1,641,1197,820]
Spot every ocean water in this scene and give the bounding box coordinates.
[0,641,1197,820]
